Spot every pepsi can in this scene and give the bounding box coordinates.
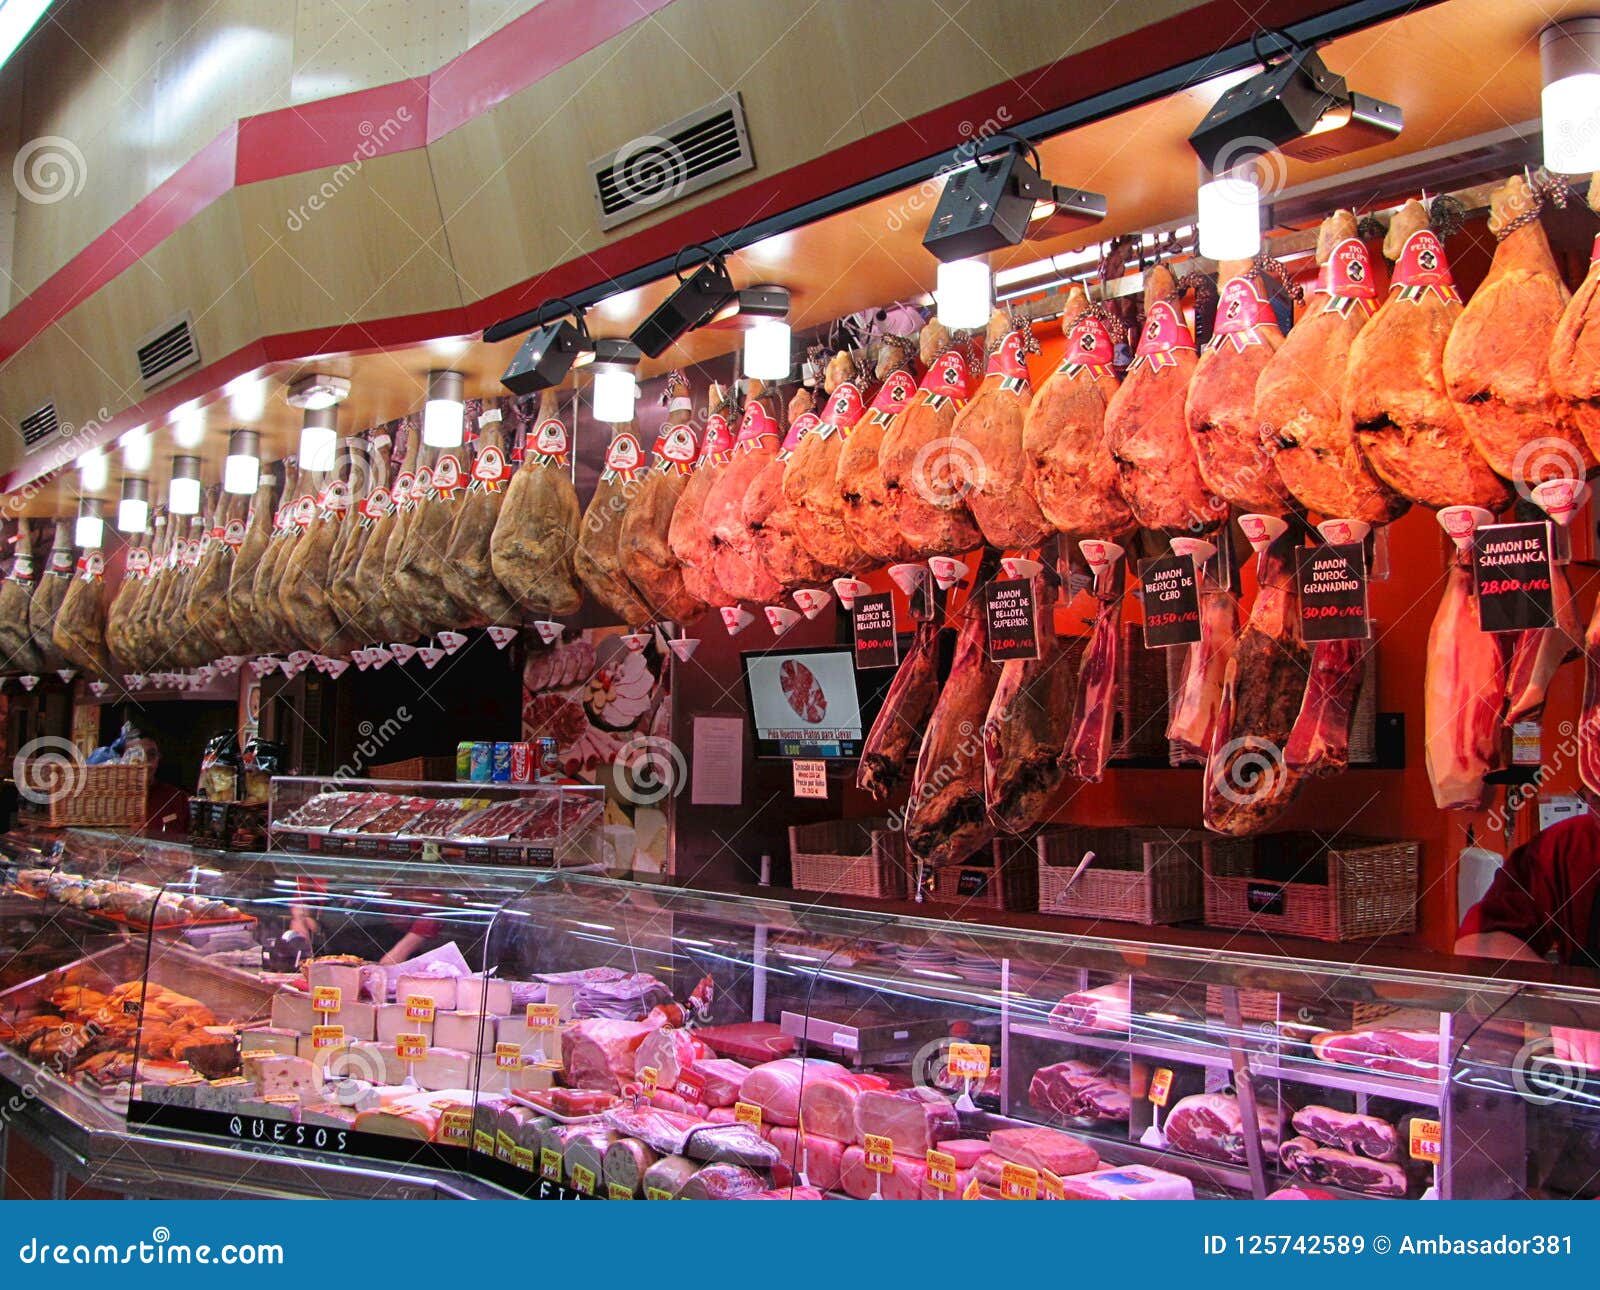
[491,741,513,783]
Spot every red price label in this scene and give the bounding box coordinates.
[526,1003,560,1030]
[1000,1162,1039,1200]
[495,1042,522,1070]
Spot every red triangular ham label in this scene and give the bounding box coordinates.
[698,412,735,463]
[292,494,317,528]
[1130,300,1195,371]
[222,519,246,548]
[411,467,432,503]
[1392,229,1460,303]
[1061,315,1115,371]
[919,350,973,401]
[983,330,1031,386]
[1211,276,1276,350]
[602,431,643,481]
[431,453,464,496]
[814,380,867,441]
[123,549,147,574]
[531,418,570,465]
[777,411,821,461]
[1317,237,1378,299]
[652,422,699,473]
[471,444,509,489]
[733,401,780,453]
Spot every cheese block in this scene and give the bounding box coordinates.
[457,976,516,1016]
[239,1026,300,1057]
[269,989,317,1034]
[543,981,577,1019]
[142,1080,202,1108]
[193,1079,256,1113]
[239,1053,322,1106]
[236,1096,299,1121]
[415,1046,475,1091]
[495,1015,531,1049]
[306,957,368,1001]
[434,1010,495,1053]
[301,1102,361,1129]
[396,974,458,1011]
[320,1040,392,1087]
[376,1003,433,1046]
[1059,1164,1194,1199]
[329,999,378,1041]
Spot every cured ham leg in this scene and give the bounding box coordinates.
[1550,173,1600,458]
[707,389,785,604]
[954,317,1052,551]
[745,389,828,590]
[1444,175,1592,481]
[904,552,1002,871]
[1062,543,1124,784]
[668,389,738,609]
[1580,601,1600,795]
[1285,637,1370,777]
[1165,547,1240,762]
[1203,523,1310,835]
[984,562,1073,830]
[576,421,656,625]
[840,330,932,566]
[1425,536,1507,810]
[617,374,705,625]
[858,620,942,799]
[1503,561,1580,725]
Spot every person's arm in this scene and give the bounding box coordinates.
[1453,930,1541,961]
[380,929,429,967]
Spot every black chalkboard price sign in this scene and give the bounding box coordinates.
[1139,554,1202,647]
[1295,542,1370,642]
[983,578,1040,661]
[1471,521,1554,634]
[851,592,899,668]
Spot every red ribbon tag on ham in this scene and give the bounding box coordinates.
[293,495,317,528]
[698,412,735,463]
[601,431,644,481]
[1133,301,1195,364]
[733,401,780,453]
[1317,238,1378,299]
[431,454,463,496]
[919,350,973,400]
[124,549,148,574]
[531,418,569,464]
[984,330,1031,385]
[1062,314,1115,371]
[77,552,104,580]
[222,519,246,548]
[1213,276,1276,339]
[1392,229,1458,301]
[361,487,391,522]
[870,370,917,415]
[471,444,509,486]
[652,421,699,472]
[778,411,821,460]
[824,380,867,428]
[410,468,432,504]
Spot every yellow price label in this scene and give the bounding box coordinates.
[496,1129,516,1163]
[863,1133,895,1174]
[569,1163,596,1195]
[310,986,341,1013]
[403,994,436,1023]
[473,1129,494,1155]
[494,1042,523,1070]
[310,1024,344,1050]
[1149,1067,1174,1108]
[645,1186,673,1201]
[540,1147,562,1181]
[733,1101,763,1129]
[395,1032,427,1062]
[437,1107,472,1146]
[1000,1162,1039,1200]
[639,1065,660,1094]
[608,1183,633,1201]
[1409,1118,1442,1163]
[946,1042,991,1081]
[512,1146,534,1172]
[1039,1169,1065,1200]
[961,1177,982,1200]
[925,1149,957,1193]
[526,1003,561,1030]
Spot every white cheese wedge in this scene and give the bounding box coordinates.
[433,1010,495,1053]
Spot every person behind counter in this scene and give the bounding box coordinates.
[1455,803,1600,1066]
[288,877,447,966]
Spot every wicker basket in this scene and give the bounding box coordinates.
[1038,827,1204,925]
[370,756,458,782]
[1203,832,1419,942]
[21,762,150,828]
[789,819,910,899]
[1204,985,1280,1023]
[927,839,1038,912]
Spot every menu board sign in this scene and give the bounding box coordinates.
[851,592,899,669]
[1295,543,1370,641]
[984,578,1040,661]
[1139,555,1202,647]
[1472,521,1554,634]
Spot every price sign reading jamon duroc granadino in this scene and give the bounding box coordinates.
[1472,521,1554,634]
[851,592,899,669]
[1295,542,1370,642]
[1138,555,1202,647]
[984,578,1039,661]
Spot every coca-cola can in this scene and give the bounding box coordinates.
[510,742,532,783]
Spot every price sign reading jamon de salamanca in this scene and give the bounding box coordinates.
[1295,542,1370,642]
[984,578,1039,661]
[1472,521,1554,634]
[1139,554,1202,647]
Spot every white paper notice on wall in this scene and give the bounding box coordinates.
[1540,793,1589,832]
[792,759,827,800]
[691,715,745,805]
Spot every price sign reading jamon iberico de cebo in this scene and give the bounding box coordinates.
[983,577,1039,661]
[1295,542,1370,642]
[1473,521,1555,634]
[1139,554,1203,647]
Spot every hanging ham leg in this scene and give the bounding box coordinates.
[1425,544,1508,810]
[1203,526,1310,835]
[1061,545,1123,784]
[858,619,943,800]
[617,373,706,625]
[1550,173,1600,458]
[1166,558,1240,762]
[985,560,1074,829]
[904,551,1002,871]
[1503,561,1581,725]
[1285,637,1370,777]
[1580,602,1600,795]
[576,420,657,625]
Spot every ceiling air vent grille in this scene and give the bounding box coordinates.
[136,311,201,391]
[19,400,59,448]
[590,93,754,231]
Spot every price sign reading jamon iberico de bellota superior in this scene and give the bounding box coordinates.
[983,577,1039,661]
[1472,521,1554,634]
[1295,542,1370,642]
[1139,554,1202,647]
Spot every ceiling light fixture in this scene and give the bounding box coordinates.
[935,259,993,330]
[171,400,206,448]
[120,427,152,472]
[1542,18,1600,173]
[77,447,108,493]
[1197,164,1263,259]
[501,299,594,396]
[74,497,104,550]
[422,369,466,448]
[285,373,351,411]
[223,428,261,495]
[168,455,202,516]
[630,247,738,357]
[701,284,792,379]
[226,372,268,421]
[117,477,150,534]
[298,407,338,473]
[589,339,642,423]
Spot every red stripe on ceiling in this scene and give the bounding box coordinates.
[425,0,680,142]
[0,125,237,364]
[234,79,432,186]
